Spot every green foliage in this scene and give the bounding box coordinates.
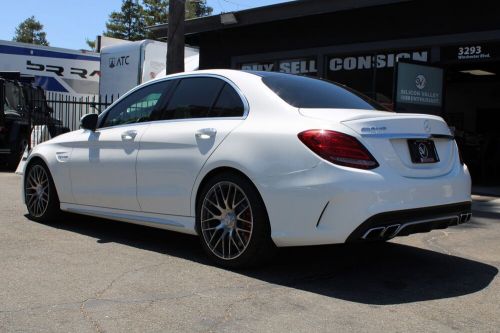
[104,0,147,41]
[105,0,213,41]
[13,16,49,46]
[187,0,213,19]
[85,38,96,51]
[143,0,169,27]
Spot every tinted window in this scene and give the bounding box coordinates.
[257,71,385,110]
[211,84,245,117]
[163,77,225,120]
[101,81,172,128]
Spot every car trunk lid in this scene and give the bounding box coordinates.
[299,108,457,178]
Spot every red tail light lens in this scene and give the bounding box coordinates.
[298,130,379,170]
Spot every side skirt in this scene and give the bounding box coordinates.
[60,203,198,236]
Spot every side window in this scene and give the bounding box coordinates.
[163,77,225,120]
[101,80,172,128]
[211,84,245,117]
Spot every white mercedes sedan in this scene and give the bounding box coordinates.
[22,70,472,267]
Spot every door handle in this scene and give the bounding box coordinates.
[195,128,217,139]
[121,130,138,141]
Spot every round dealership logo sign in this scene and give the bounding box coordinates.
[415,74,427,90]
[418,142,429,159]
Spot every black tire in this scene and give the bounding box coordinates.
[24,160,62,223]
[196,172,275,268]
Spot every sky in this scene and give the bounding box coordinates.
[0,0,292,50]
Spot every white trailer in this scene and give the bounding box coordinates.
[99,39,199,98]
[0,40,100,97]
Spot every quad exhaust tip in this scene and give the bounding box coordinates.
[361,213,471,241]
[382,224,401,238]
[362,227,385,240]
[459,213,472,224]
[362,224,400,240]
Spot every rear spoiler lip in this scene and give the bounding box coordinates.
[359,133,454,140]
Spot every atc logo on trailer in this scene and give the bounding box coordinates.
[99,39,199,98]
[0,40,100,97]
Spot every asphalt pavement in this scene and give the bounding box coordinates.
[1,171,499,332]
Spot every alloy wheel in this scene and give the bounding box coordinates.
[200,181,253,260]
[25,165,50,218]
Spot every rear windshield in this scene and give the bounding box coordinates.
[255,71,386,110]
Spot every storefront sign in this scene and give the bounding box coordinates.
[240,57,317,75]
[240,61,274,71]
[441,42,500,63]
[395,62,443,108]
[325,49,430,106]
[328,51,428,71]
[278,58,317,74]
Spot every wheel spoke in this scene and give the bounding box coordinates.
[236,227,251,234]
[212,230,225,250]
[203,205,220,219]
[218,184,229,210]
[208,228,220,245]
[202,224,222,232]
[237,217,252,225]
[205,198,223,213]
[222,232,226,258]
[201,217,219,224]
[29,173,37,185]
[28,198,36,212]
[233,197,246,210]
[231,185,238,208]
[236,205,250,219]
[230,235,240,253]
[234,229,245,246]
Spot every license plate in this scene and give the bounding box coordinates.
[407,139,439,164]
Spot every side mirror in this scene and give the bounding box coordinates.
[80,113,98,131]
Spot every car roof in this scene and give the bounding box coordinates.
[158,69,258,81]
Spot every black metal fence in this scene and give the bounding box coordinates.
[1,72,120,169]
[45,92,117,132]
[24,93,117,153]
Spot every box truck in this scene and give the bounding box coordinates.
[99,39,199,98]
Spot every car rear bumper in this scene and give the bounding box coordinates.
[257,161,472,247]
[345,201,472,242]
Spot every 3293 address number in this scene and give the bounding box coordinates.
[458,46,482,56]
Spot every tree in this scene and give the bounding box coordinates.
[104,0,146,41]
[105,0,213,41]
[13,16,49,46]
[187,0,213,18]
[85,38,96,51]
[142,0,213,25]
[143,0,169,27]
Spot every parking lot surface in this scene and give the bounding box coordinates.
[1,171,499,332]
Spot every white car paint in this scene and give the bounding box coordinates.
[137,118,244,216]
[23,69,471,247]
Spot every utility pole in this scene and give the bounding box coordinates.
[167,0,185,74]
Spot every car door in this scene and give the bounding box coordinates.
[69,80,173,211]
[137,76,247,216]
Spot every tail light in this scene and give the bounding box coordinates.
[298,130,379,170]
[0,127,6,135]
